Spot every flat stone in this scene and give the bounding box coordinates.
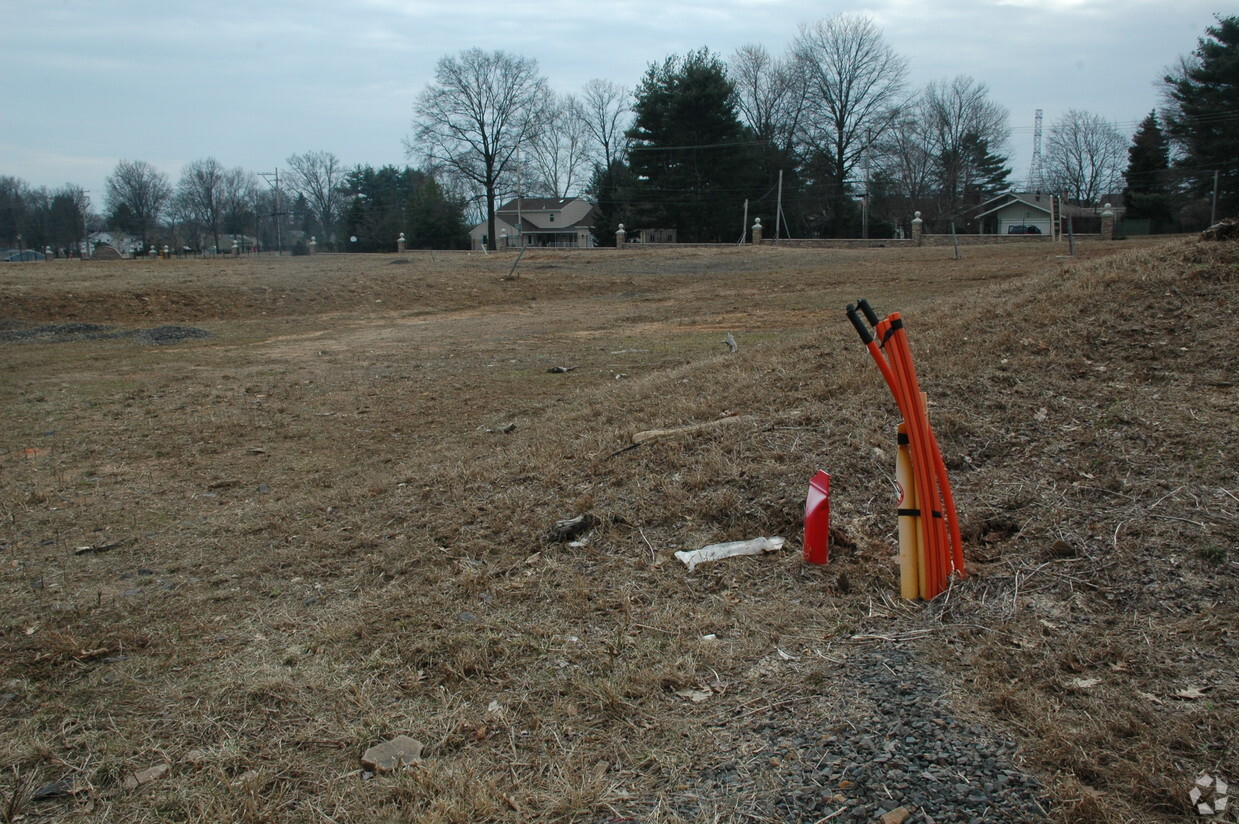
[361,735,424,772]
[879,805,911,824]
[122,763,168,790]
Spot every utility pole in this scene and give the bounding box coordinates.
[259,169,284,255]
[79,190,90,258]
[515,153,523,248]
[863,130,871,240]
[775,170,784,245]
[1211,170,1219,226]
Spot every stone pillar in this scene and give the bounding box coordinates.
[309,236,317,254]
[751,217,763,244]
[1100,203,1115,241]
[615,223,626,246]
[397,232,406,253]
[911,211,924,247]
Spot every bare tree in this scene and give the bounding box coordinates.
[285,150,345,248]
[1043,109,1126,205]
[919,76,1010,213]
[872,109,936,217]
[51,185,90,255]
[409,48,551,251]
[793,14,908,229]
[571,78,631,170]
[729,43,806,152]
[176,158,229,253]
[220,167,258,245]
[525,93,592,197]
[105,159,172,247]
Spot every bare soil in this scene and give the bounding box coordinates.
[0,238,1234,823]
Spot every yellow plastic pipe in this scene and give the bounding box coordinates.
[896,423,924,600]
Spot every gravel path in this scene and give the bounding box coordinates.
[672,645,1048,824]
[0,322,212,345]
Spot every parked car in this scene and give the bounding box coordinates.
[1007,225,1042,235]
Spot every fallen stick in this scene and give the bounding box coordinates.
[632,415,752,444]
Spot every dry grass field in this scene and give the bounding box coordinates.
[1,238,1235,823]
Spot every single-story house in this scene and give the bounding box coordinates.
[968,192,1058,235]
[470,197,599,250]
[3,248,46,262]
[87,231,144,257]
[965,192,1121,236]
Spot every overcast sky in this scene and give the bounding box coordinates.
[0,0,1223,210]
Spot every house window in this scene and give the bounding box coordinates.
[549,213,555,222]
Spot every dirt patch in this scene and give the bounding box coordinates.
[0,237,1233,823]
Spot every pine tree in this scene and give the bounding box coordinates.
[1165,16,1239,216]
[959,133,1010,206]
[404,178,470,250]
[585,161,635,247]
[626,49,760,242]
[1123,112,1174,227]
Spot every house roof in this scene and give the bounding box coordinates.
[971,191,1055,220]
[472,197,600,236]
[968,191,1122,220]
[495,197,577,214]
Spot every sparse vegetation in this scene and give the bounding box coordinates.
[1,236,1234,823]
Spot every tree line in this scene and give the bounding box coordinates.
[408,13,1238,246]
[0,155,473,257]
[2,14,1235,254]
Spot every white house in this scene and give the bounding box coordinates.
[86,230,143,256]
[469,197,599,250]
[970,192,1057,235]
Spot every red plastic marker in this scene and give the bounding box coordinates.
[804,471,831,564]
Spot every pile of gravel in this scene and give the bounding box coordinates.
[672,646,1048,824]
[0,323,212,345]
[125,325,213,345]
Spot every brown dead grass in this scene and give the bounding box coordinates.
[0,237,1234,823]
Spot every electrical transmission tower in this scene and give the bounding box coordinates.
[259,169,285,255]
[1027,109,1044,191]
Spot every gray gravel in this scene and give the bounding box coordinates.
[0,322,212,345]
[671,646,1048,823]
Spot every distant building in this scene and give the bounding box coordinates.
[470,197,599,250]
[87,231,142,257]
[3,248,46,262]
[967,192,1121,235]
[969,192,1057,235]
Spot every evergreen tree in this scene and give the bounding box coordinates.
[404,178,470,249]
[1123,112,1174,227]
[626,49,760,242]
[959,133,1011,206]
[585,160,635,246]
[1165,16,1239,217]
[342,165,470,251]
[343,165,423,252]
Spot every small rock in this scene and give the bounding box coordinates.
[33,777,88,800]
[361,735,424,772]
[879,805,911,824]
[122,763,169,790]
[230,770,260,788]
[547,513,596,543]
